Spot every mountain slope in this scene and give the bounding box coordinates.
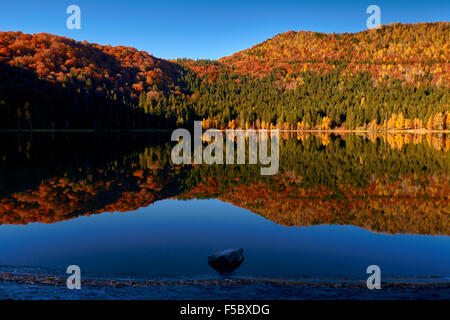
[0,31,196,129]
[219,22,450,87]
[0,31,180,95]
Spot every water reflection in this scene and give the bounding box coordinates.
[0,132,448,235]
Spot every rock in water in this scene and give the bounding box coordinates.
[208,248,244,273]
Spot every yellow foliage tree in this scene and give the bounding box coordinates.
[433,112,444,130]
[426,117,433,130]
[387,113,397,129]
[396,113,405,129]
[321,116,331,130]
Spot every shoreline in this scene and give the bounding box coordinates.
[1,271,449,300]
[0,129,448,134]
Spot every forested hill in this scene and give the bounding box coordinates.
[0,23,449,130]
[219,22,449,87]
[0,31,182,94]
[0,31,192,129]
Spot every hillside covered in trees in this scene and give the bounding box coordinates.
[0,22,449,130]
[220,23,449,86]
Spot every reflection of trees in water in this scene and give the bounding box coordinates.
[0,133,448,235]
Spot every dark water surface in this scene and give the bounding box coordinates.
[0,132,448,282]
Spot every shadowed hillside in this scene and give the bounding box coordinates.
[0,32,191,129]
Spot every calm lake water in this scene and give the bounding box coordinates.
[0,132,448,282]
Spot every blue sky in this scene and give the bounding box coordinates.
[0,0,448,59]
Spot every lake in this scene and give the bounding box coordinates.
[0,132,448,286]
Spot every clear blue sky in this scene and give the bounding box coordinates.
[0,0,448,59]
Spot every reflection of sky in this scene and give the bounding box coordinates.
[0,199,449,280]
